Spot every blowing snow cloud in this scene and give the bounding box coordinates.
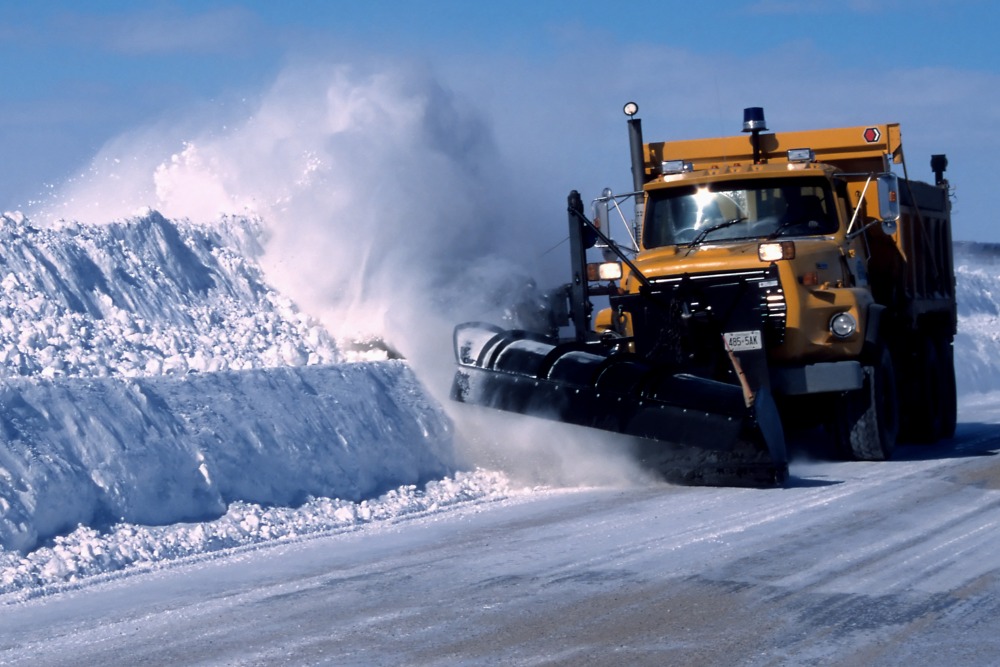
[36,62,548,380]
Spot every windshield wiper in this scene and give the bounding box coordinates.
[686,216,747,247]
[766,218,798,240]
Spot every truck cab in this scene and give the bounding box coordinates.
[450,105,955,484]
[593,107,955,457]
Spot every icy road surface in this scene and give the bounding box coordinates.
[2,218,999,665]
[2,401,999,666]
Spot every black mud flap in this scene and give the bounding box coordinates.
[451,322,788,486]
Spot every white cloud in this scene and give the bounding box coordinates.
[54,6,264,56]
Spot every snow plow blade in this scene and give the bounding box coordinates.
[451,323,787,486]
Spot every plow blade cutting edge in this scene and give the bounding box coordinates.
[451,323,788,486]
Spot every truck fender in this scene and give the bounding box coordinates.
[862,303,887,361]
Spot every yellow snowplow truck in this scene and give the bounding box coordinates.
[452,105,956,485]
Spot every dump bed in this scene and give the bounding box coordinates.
[897,179,956,332]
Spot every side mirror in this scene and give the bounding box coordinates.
[877,174,901,225]
[592,188,612,233]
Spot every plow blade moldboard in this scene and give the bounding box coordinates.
[451,323,788,485]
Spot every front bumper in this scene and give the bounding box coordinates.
[771,360,864,395]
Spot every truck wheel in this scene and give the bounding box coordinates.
[936,336,957,439]
[904,334,957,442]
[902,336,943,442]
[833,345,899,461]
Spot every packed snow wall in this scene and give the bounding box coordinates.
[0,212,454,553]
[954,242,1000,395]
[0,363,452,554]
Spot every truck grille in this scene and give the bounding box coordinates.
[645,266,787,347]
[757,274,787,346]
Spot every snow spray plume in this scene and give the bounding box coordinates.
[452,407,657,488]
[35,60,647,487]
[37,63,532,382]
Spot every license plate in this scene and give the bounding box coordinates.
[724,330,762,351]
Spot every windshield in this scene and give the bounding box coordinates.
[643,177,838,249]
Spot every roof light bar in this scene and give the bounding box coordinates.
[661,160,693,175]
[787,148,816,163]
[742,107,768,133]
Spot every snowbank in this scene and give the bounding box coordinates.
[0,212,455,556]
[953,242,1000,395]
[0,362,454,554]
[0,211,339,378]
[0,469,513,599]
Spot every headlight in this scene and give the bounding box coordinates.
[758,241,796,262]
[829,312,857,338]
[586,261,623,281]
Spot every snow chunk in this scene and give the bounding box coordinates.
[0,469,512,599]
[0,211,341,380]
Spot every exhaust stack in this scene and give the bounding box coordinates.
[625,102,645,227]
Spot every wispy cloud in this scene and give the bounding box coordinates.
[746,0,965,14]
[52,6,266,56]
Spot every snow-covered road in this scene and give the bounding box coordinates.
[3,401,999,666]
[3,215,1000,665]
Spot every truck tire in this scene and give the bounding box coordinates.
[904,334,957,442]
[902,335,942,442]
[832,345,899,461]
[936,336,957,439]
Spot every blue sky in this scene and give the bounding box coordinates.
[2,0,999,240]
